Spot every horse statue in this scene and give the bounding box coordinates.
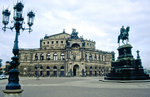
[71,28,79,39]
[118,26,130,45]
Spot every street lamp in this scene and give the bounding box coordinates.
[35,63,40,80]
[2,1,35,92]
[2,9,10,31]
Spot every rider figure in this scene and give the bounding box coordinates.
[118,26,130,45]
[120,26,126,35]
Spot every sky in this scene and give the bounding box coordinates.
[0,0,150,68]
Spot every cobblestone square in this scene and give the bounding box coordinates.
[0,77,150,97]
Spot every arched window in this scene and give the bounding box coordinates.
[40,54,44,60]
[85,67,87,70]
[53,53,58,61]
[90,66,92,70]
[95,66,97,70]
[60,66,65,77]
[35,53,38,60]
[53,66,57,77]
[89,66,92,76]
[60,66,64,69]
[47,66,50,69]
[95,71,97,76]
[35,66,38,69]
[89,54,92,61]
[61,53,65,60]
[53,66,57,69]
[99,67,101,72]
[103,55,105,61]
[71,43,80,49]
[40,66,43,76]
[98,55,100,61]
[85,54,87,60]
[82,69,85,76]
[40,66,43,69]
[94,54,97,60]
[102,55,103,61]
[46,53,50,60]
[47,66,50,76]
[73,55,76,60]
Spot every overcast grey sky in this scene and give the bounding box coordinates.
[0,0,150,68]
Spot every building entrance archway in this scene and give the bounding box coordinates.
[73,64,79,76]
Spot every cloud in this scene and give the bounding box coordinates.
[0,0,150,68]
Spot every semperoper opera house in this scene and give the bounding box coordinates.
[19,29,113,77]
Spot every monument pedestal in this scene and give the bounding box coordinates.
[105,44,149,80]
[3,89,23,97]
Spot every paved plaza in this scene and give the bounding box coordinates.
[0,77,150,97]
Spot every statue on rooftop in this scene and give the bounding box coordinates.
[71,28,79,39]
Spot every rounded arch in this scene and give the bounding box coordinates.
[95,66,97,69]
[53,66,57,69]
[40,53,44,60]
[73,64,79,76]
[40,66,43,76]
[60,66,64,69]
[53,66,57,77]
[54,53,57,56]
[60,66,65,77]
[90,66,92,70]
[35,53,38,60]
[89,54,92,61]
[47,66,50,69]
[89,66,92,76]
[85,66,87,69]
[61,53,65,56]
[53,53,58,60]
[99,66,101,69]
[40,66,43,69]
[81,69,85,76]
[74,64,79,68]
[46,66,50,76]
[35,66,37,69]
[35,64,41,69]
[71,43,80,49]
[46,53,50,60]
[60,53,65,60]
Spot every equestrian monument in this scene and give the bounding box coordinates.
[105,26,149,80]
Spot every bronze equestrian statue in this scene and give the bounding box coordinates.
[118,26,130,45]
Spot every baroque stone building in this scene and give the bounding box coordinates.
[19,29,113,77]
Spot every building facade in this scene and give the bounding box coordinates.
[19,29,113,77]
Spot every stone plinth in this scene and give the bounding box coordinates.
[3,89,23,97]
[105,44,149,80]
[117,44,133,59]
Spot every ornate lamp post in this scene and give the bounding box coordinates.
[2,2,35,97]
[35,63,40,80]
